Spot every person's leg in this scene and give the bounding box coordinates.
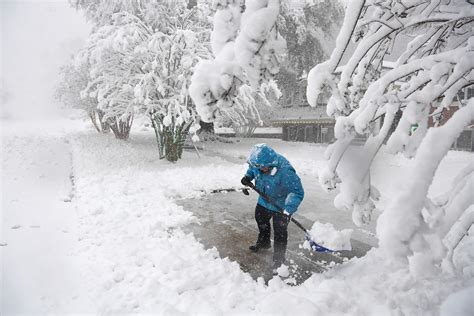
[250,204,272,252]
[272,212,290,269]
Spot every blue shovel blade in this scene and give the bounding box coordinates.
[306,235,333,253]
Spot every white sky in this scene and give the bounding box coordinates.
[1,0,91,119]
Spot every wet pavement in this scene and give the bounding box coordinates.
[178,189,374,285]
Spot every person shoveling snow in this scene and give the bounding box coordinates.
[240,144,304,275]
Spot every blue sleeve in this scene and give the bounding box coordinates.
[245,166,258,180]
[283,169,304,214]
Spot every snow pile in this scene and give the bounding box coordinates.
[68,131,268,313]
[440,286,474,316]
[274,265,288,278]
[307,221,353,251]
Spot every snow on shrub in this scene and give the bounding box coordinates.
[71,1,213,157]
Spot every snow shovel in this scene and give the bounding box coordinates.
[245,182,333,253]
[206,187,250,195]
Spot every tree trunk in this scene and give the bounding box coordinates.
[233,124,257,138]
[88,110,110,133]
[97,110,110,133]
[108,114,133,140]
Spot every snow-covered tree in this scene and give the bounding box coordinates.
[69,0,145,27]
[71,0,209,31]
[306,0,474,275]
[189,0,286,125]
[133,11,211,161]
[275,1,344,108]
[55,60,110,133]
[76,12,144,139]
[73,1,212,158]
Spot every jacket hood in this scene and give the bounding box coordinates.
[247,144,279,168]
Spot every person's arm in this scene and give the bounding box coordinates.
[283,169,304,214]
[241,165,258,185]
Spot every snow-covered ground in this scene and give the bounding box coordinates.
[1,118,473,314]
[1,120,93,313]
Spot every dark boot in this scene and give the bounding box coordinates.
[249,239,271,252]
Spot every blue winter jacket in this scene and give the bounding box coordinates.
[244,144,304,214]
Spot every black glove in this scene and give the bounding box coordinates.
[241,176,252,186]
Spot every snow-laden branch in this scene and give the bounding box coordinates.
[307,1,474,110]
[189,0,286,123]
[306,0,365,108]
[435,164,474,237]
[308,0,474,275]
[356,47,473,135]
[443,206,473,271]
[377,100,473,260]
[319,45,472,210]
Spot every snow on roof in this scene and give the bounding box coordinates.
[272,105,334,123]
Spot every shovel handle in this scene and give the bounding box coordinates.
[247,183,274,206]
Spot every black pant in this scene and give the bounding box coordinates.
[254,203,290,267]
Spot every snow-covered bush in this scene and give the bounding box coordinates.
[134,19,211,161]
[307,0,474,274]
[72,1,213,152]
[189,0,286,125]
[75,12,144,139]
[69,0,160,27]
[55,60,110,133]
